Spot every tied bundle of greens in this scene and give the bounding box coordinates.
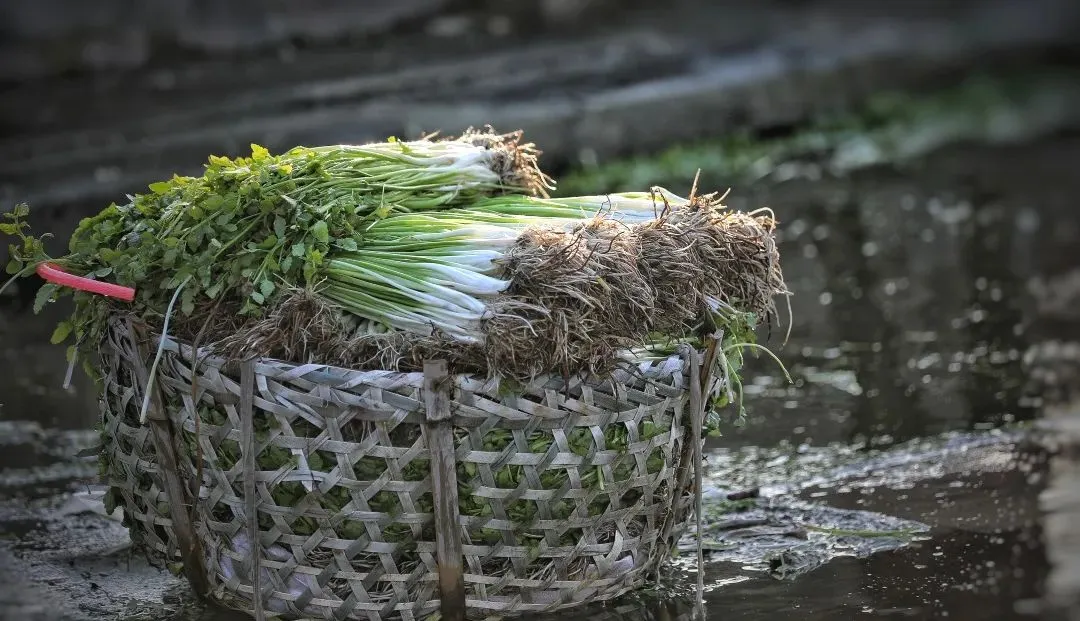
[325,194,789,380]
[3,129,789,383]
[2,130,553,352]
[319,190,692,342]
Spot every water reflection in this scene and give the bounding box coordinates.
[692,136,1080,618]
[955,182,1033,432]
[714,138,1080,453]
[802,194,931,445]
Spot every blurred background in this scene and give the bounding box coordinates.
[3,0,1080,619]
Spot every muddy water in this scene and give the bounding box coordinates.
[2,132,1080,618]
[681,135,1080,619]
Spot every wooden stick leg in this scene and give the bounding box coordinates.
[424,360,466,621]
[129,321,210,597]
[239,360,265,620]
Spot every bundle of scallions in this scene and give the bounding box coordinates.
[3,131,563,341]
[3,131,784,382]
[321,190,691,342]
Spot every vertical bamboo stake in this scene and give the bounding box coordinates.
[423,360,466,621]
[688,347,706,621]
[660,337,717,546]
[239,360,265,621]
[129,321,210,597]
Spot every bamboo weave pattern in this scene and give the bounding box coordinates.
[98,318,698,620]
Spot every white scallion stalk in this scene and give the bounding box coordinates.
[466,189,692,223]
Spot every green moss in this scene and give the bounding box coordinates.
[557,69,1080,195]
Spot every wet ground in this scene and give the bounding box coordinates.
[4,80,1080,619]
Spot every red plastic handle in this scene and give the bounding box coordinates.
[36,262,136,302]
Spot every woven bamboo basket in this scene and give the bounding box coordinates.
[97,315,709,620]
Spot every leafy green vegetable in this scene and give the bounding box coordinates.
[1,136,546,365]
